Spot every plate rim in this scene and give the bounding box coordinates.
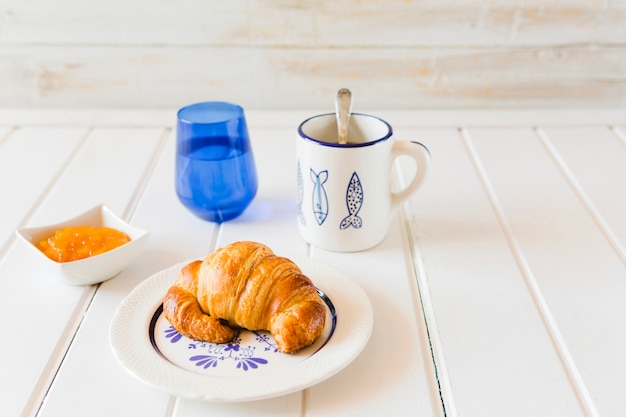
[109,255,373,402]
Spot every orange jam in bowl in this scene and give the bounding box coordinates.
[36,226,131,263]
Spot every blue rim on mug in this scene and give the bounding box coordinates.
[297,113,393,148]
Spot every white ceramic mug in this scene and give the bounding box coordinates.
[296,113,430,252]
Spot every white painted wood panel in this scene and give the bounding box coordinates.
[38,131,223,417]
[3,109,626,129]
[615,126,626,145]
[1,245,90,417]
[1,45,624,110]
[0,127,86,250]
[401,127,586,416]
[173,395,303,417]
[0,126,10,141]
[0,1,624,109]
[468,126,626,416]
[2,127,164,417]
[1,1,623,46]
[30,127,166,224]
[305,217,441,417]
[6,109,626,417]
[539,126,626,253]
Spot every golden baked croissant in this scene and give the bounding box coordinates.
[163,241,326,353]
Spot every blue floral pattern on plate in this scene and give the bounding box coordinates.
[165,326,273,372]
[149,290,336,377]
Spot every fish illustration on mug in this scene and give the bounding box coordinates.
[310,169,329,225]
[340,172,363,229]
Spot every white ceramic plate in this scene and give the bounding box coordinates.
[109,256,373,402]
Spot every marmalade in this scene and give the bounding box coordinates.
[36,226,131,262]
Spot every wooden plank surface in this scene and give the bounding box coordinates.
[0,1,625,109]
[539,126,626,253]
[400,123,626,416]
[2,0,624,46]
[305,217,441,417]
[465,126,617,416]
[401,127,588,416]
[1,45,624,110]
[37,130,221,417]
[2,126,165,417]
[3,109,626,417]
[0,127,86,250]
[530,126,626,415]
[35,114,442,417]
[3,109,626,129]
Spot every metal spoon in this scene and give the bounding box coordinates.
[335,88,352,144]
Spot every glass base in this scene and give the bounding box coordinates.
[177,196,253,223]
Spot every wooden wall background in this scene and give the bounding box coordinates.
[1,0,625,110]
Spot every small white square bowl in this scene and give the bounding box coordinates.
[15,204,150,286]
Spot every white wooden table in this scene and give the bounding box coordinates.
[2,109,626,417]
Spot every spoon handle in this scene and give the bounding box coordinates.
[335,88,352,144]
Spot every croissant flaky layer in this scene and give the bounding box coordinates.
[162,241,326,353]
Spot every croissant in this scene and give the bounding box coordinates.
[163,241,326,353]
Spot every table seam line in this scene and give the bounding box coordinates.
[21,286,98,417]
[461,127,600,417]
[395,156,454,417]
[0,128,91,264]
[536,127,626,267]
[24,127,168,417]
[122,127,172,222]
[611,125,626,148]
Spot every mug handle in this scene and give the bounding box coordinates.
[390,141,431,212]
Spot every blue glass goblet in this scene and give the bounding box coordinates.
[175,102,258,222]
